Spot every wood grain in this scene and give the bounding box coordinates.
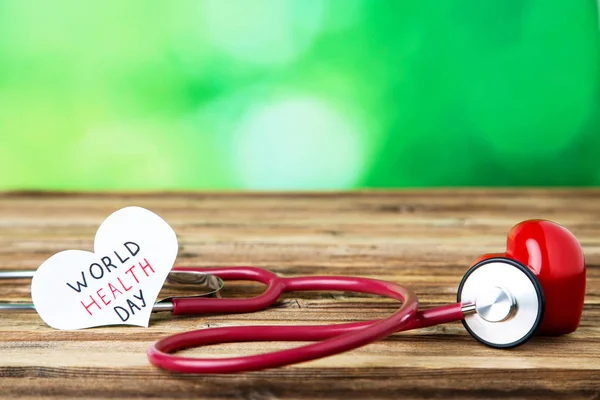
[0,190,599,399]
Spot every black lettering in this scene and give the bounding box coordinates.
[66,271,88,293]
[133,289,146,308]
[114,250,130,264]
[114,306,130,322]
[89,263,104,279]
[127,299,141,315]
[124,242,140,257]
[101,256,118,272]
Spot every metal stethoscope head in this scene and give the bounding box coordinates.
[458,258,544,348]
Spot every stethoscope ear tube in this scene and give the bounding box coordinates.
[147,270,472,374]
[457,257,545,349]
[148,276,421,374]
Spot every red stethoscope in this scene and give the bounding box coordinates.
[147,219,586,373]
[0,219,587,374]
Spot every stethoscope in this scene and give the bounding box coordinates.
[0,219,586,374]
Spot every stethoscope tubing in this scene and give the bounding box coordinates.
[0,266,466,373]
[148,268,465,374]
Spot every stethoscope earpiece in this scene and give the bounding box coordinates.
[458,257,545,348]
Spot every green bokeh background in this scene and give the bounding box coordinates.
[1,1,599,190]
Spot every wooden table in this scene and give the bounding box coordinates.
[0,190,598,399]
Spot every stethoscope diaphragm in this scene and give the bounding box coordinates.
[458,257,545,348]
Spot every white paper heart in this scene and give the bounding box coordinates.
[31,206,178,330]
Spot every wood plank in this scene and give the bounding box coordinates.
[0,190,599,399]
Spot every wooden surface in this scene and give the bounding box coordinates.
[0,190,599,399]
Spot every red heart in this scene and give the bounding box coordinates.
[476,220,586,335]
[506,220,586,335]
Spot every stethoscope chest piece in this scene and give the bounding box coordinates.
[458,257,545,348]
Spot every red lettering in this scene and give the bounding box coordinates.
[81,295,101,316]
[96,288,110,306]
[108,282,123,299]
[139,258,155,277]
[125,265,140,283]
[117,277,132,292]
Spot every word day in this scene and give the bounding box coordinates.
[65,242,157,322]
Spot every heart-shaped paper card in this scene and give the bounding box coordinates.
[31,207,178,330]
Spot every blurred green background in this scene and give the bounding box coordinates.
[1,1,599,190]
